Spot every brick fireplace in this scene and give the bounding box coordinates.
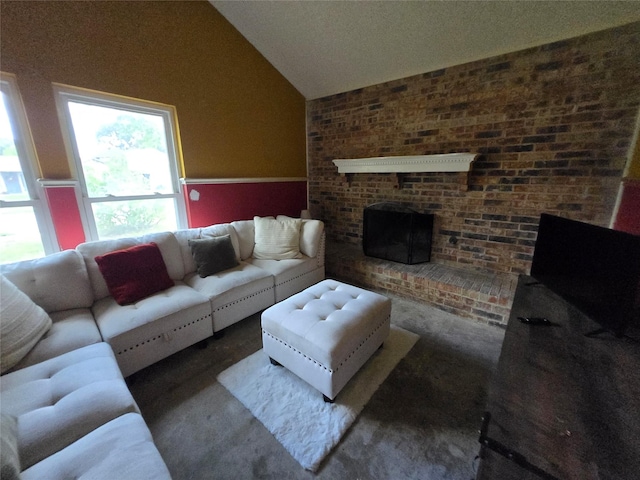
[306,23,640,325]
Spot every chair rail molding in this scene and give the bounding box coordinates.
[332,153,479,189]
[181,177,307,185]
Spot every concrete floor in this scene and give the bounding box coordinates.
[128,291,505,480]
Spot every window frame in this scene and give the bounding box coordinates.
[54,84,188,241]
[0,72,58,259]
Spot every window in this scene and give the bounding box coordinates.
[55,85,187,240]
[0,73,56,264]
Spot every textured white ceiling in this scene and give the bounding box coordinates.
[210,1,640,100]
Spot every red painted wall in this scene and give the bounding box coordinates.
[614,181,640,235]
[44,186,86,249]
[184,181,308,227]
[44,181,308,247]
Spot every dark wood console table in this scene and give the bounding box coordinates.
[476,275,640,480]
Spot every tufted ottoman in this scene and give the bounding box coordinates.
[261,279,391,402]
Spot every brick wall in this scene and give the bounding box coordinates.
[307,22,640,276]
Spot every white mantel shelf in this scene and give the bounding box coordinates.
[332,153,479,189]
[332,153,478,174]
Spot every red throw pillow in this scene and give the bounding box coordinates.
[95,242,174,305]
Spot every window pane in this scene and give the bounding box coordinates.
[92,198,178,239]
[0,206,46,263]
[67,102,173,198]
[0,91,29,202]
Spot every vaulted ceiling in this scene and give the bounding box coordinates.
[210,1,640,100]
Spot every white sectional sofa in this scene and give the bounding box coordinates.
[0,216,325,479]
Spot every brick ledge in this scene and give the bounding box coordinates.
[326,242,517,327]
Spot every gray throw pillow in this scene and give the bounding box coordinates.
[189,235,239,278]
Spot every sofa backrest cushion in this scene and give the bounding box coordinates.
[78,238,137,300]
[77,231,184,300]
[301,220,325,258]
[0,249,94,312]
[95,243,175,305]
[136,232,185,280]
[200,223,241,262]
[174,228,201,275]
[0,275,52,373]
[174,224,240,275]
[230,220,255,260]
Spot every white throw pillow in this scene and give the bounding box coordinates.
[0,275,52,374]
[253,216,303,260]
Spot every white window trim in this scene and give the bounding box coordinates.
[53,84,188,241]
[0,72,58,255]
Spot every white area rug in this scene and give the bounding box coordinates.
[217,325,419,471]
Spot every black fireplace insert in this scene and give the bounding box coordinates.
[363,202,433,265]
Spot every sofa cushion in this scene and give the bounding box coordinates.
[201,223,241,261]
[173,228,202,275]
[175,225,241,276]
[253,216,302,260]
[10,308,102,371]
[95,243,174,305]
[0,249,94,312]
[92,282,210,342]
[189,235,239,277]
[21,413,171,480]
[0,275,52,374]
[78,237,137,300]
[0,343,139,470]
[185,262,273,300]
[247,257,317,279]
[77,232,184,301]
[185,263,275,332]
[230,220,255,260]
[300,220,324,258]
[91,282,212,376]
[1,414,20,480]
[136,231,186,280]
[248,257,324,302]
[277,216,324,258]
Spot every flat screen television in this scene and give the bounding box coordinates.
[530,213,640,338]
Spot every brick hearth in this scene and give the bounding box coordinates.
[326,242,516,327]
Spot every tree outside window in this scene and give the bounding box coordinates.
[56,87,187,240]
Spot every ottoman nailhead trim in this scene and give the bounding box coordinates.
[262,313,390,374]
[263,331,332,372]
[335,315,390,371]
[116,313,211,355]
[213,286,273,312]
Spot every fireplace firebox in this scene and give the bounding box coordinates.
[363,202,433,265]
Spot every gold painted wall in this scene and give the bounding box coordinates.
[0,0,306,179]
